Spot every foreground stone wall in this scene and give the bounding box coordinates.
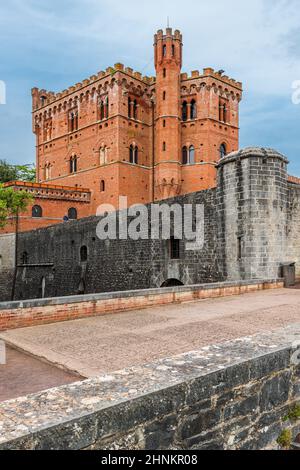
[0,279,282,332]
[0,324,299,450]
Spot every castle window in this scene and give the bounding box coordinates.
[170,237,180,260]
[69,110,78,132]
[44,163,51,180]
[70,155,78,173]
[189,145,195,164]
[80,246,88,263]
[182,146,188,165]
[190,100,197,120]
[163,45,167,57]
[100,146,107,165]
[105,96,109,118]
[163,142,166,151]
[172,45,175,57]
[68,208,77,220]
[163,68,166,78]
[22,252,28,265]
[32,205,42,218]
[133,100,138,120]
[100,100,105,120]
[163,91,166,100]
[128,97,132,118]
[220,143,227,159]
[100,180,105,192]
[129,144,138,164]
[219,99,228,123]
[223,102,227,123]
[182,101,188,121]
[163,119,166,128]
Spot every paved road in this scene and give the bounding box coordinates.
[0,346,82,402]
[1,288,300,378]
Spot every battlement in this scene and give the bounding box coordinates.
[32,64,155,111]
[4,181,91,202]
[180,67,242,90]
[154,28,182,42]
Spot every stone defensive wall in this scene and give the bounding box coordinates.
[0,324,300,450]
[0,279,283,332]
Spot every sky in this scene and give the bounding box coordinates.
[0,0,300,175]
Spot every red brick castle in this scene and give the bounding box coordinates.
[3,28,243,233]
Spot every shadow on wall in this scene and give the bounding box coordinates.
[161,279,184,288]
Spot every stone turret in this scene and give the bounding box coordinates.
[217,147,289,280]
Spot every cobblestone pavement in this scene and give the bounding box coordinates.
[1,288,300,378]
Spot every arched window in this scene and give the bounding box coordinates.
[163,68,166,78]
[163,142,166,151]
[129,144,138,164]
[133,100,137,120]
[100,180,105,192]
[189,146,195,164]
[190,100,197,120]
[163,120,166,128]
[80,246,88,263]
[182,101,188,121]
[172,45,175,57]
[32,205,42,218]
[163,91,166,101]
[182,146,188,165]
[220,143,227,159]
[163,45,167,57]
[69,110,78,132]
[22,252,28,265]
[70,155,77,173]
[68,208,77,220]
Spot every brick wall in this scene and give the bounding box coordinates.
[0,280,283,332]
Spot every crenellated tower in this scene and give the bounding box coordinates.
[154,28,183,199]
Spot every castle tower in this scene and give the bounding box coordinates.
[154,28,183,200]
[216,148,289,281]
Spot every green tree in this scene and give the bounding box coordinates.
[0,160,36,183]
[15,164,36,182]
[0,184,33,228]
[0,159,18,183]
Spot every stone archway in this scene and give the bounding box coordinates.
[161,279,184,288]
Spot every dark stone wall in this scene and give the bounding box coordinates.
[0,147,298,302]
[12,188,223,301]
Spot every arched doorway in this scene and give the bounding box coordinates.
[161,279,184,288]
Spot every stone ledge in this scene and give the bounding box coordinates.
[0,323,299,450]
[0,278,283,311]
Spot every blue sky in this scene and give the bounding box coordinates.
[1,0,300,175]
